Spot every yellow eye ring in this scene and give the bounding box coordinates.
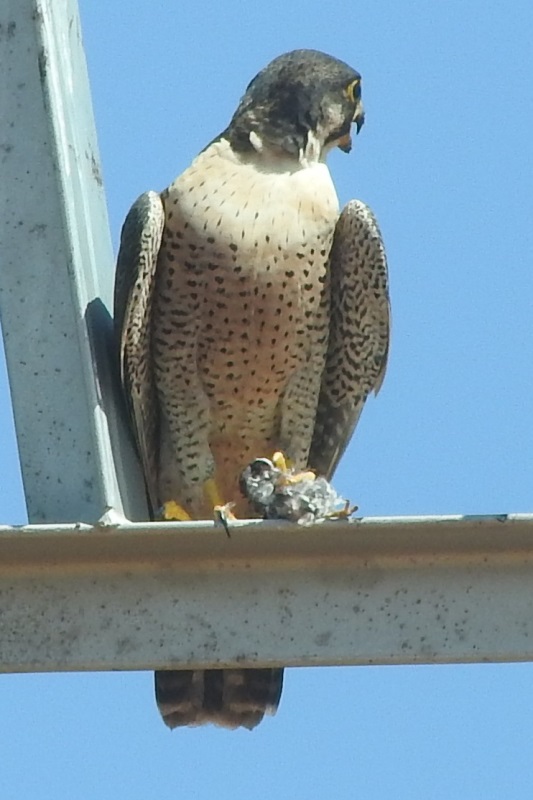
[345,78,361,104]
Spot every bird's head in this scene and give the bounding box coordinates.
[225,49,365,165]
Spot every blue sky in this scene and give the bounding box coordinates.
[1,0,533,797]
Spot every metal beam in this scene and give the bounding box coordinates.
[2,513,533,673]
[0,0,146,524]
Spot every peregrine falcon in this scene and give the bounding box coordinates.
[114,49,390,730]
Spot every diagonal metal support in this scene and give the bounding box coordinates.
[0,0,146,524]
[1,513,533,674]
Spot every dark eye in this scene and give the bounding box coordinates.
[249,458,272,477]
[345,78,361,104]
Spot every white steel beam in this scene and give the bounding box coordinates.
[0,0,146,524]
[1,513,533,673]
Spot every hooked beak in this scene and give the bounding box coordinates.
[337,101,365,154]
[353,100,365,134]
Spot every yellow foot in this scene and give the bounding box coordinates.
[204,478,237,535]
[214,502,237,520]
[272,451,290,472]
[282,469,316,486]
[203,477,225,508]
[325,501,358,520]
[272,451,314,485]
[161,500,191,521]
[214,502,236,538]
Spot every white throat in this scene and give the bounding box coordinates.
[299,130,324,168]
[247,129,326,170]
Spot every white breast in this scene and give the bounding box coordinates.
[169,138,340,249]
